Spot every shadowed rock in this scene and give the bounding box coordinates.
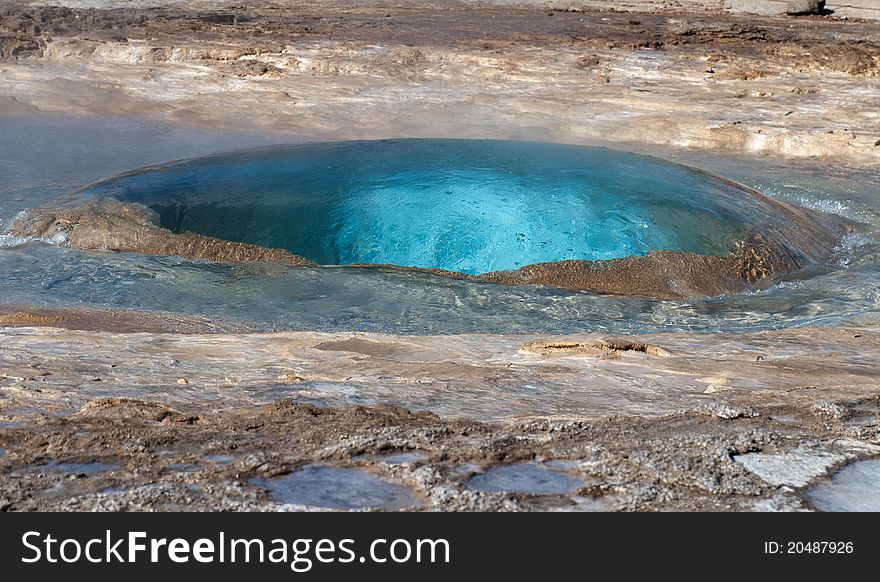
[520,338,672,357]
[8,198,315,266]
[786,0,826,16]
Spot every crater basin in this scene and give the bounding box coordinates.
[3,137,868,333]
[74,139,838,278]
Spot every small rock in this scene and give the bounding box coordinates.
[225,60,282,78]
[810,401,848,419]
[276,373,305,383]
[786,0,826,15]
[701,402,758,420]
[575,54,601,69]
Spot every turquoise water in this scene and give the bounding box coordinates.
[1,115,878,335]
[82,139,759,274]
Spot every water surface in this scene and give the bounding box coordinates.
[82,139,761,274]
[1,115,878,335]
[36,461,119,474]
[467,463,584,495]
[253,465,423,510]
[806,459,880,512]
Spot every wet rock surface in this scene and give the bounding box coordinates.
[806,459,880,511]
[467,463,585,495]
[1,395,878,511]
[253,465,424,510]
[0,325,877,511]
[0,2,878,165]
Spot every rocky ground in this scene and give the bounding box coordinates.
[1,1,878,164]
[0,319,878,511]
[2,394,879,512]
[0,1,879,511]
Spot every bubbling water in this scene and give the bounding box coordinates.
[78,139,781,275]
[2,137,874,334]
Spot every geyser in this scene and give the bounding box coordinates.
[11,139,847,298]
[82,139,768,273]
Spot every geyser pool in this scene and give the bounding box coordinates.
[2,134,876,335]
[76,139,815,276]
